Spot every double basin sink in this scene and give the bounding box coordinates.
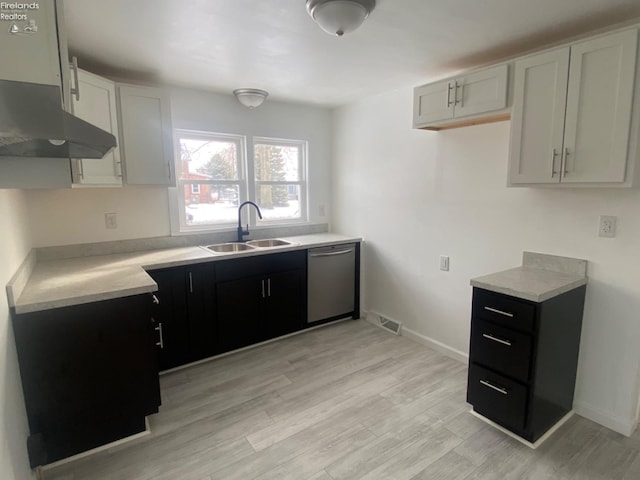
[202,238,294,254]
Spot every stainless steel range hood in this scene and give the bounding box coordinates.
[0,79,117,159]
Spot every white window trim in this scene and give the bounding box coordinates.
[169,131,309,235]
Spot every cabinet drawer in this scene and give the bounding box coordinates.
[472,288,535,332]
[470,319,533,382]
[467,363,528,431]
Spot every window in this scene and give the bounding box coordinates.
[253,138,306,223]
[173,130,307,232]
[175,131,244,228]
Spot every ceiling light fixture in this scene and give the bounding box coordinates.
[233,88,269,109]
[306,0,375,37]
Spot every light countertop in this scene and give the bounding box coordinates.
[9,233,361,314]
[470,252,588,302]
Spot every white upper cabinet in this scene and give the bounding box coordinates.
[70,69,123,186]
[117,84,175,186]
[509,29,638,186]
[413,64,509,129]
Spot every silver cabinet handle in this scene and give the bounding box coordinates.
[267,278,271,297]
[482,333,512,347]
[551,148,559,177]
[561,147,570,176]
[309,248,354,258]
[69,56,80,102]
[484,306,514,318]
[76,158,84,180]
[188,272,193,293]
[455,81,462,106]
[155,322,164,349]
[152,294,160,305]
[261,279,265,298]
[480,379,507,395]
[447,83,454,107]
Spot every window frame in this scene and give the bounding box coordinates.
[252,136,308,226]
[171,130,309,234]
[173,129,247,233]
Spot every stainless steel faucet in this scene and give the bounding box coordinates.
[237,201,263,242]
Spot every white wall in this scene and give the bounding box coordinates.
[26,88,333,248]
[332,87,640,435]
[0,189,34,480]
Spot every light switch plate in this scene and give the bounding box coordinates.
[440,255,450,271]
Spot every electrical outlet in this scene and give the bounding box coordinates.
[439,255,449,271]
[598,215,616,238]
[105,213,117,229]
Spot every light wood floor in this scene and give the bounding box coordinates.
[44,320,640,480]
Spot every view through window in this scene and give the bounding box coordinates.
[175,131,307,230]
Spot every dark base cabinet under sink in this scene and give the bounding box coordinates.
[466,286,586,443]
[11,294,161,468]
[215,250,307,353]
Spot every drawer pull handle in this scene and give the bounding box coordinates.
[480,379,508,395]
[484,306,514,318]
[482,333,512,347]
[155,322,164,349]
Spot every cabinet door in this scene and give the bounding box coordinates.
[12,295,160,467]
[262,269,305,340]
[562,29,637,183]
[508,48,570,185]
[148,268,190,371]
[216,277,261,353]
[413,80,455,125]
[71,70,123,186]
[117,84,175,186]
[454,64,508,119]
[185,263,217,361]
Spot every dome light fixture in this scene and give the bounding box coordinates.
[306,0,376,37]
[233,88,269,109]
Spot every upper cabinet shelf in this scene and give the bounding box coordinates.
[413,64,510,130]
[508,29,638,187]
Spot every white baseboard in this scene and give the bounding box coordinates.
[574,400,638,437]
[364,312,468,364]
[400,325,469,364]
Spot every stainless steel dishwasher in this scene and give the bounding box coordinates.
[307,243,357,324]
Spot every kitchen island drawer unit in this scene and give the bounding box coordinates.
[467,285,586,444]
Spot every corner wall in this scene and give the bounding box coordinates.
[0,189,34,480]
[332,87,640,435]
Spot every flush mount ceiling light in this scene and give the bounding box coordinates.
[306,0,376,37]
[233,88,269,109]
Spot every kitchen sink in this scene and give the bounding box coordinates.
[246,239,293,248]
[204,243,256,253]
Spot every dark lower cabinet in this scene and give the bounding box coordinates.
[11,294,161,467]
[467,286,586,443]
[148,263,216,371]
[215,250,307,354]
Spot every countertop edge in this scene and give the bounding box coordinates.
[12,234,362,314]
[470,276,588,302]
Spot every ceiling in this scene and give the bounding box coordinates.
[63,0,640,107]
